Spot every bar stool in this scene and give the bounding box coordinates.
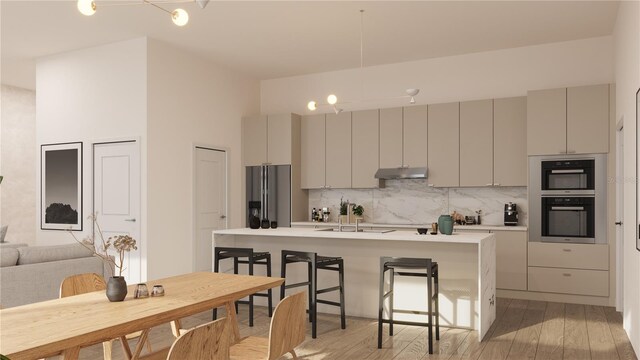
[280,250,346,339]
[377,257,439,354]
[212,247,273,327]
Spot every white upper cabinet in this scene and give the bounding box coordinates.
[460,100,493,187]
[527,88,567,156]
[493,97,527,187]
[352,110,380,188]
[301,114,326,189]
[403,105,429,168]
[379,107,403,168]
[242,115,268,166]
[325,112,352,189]
[528,84,609,155]
[266,114,293,165]
[428,102,459,187]
[567,84,609,154]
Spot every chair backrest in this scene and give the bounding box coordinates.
[267,291,306,360]
[60,273,107,298]
[167,317,231,360]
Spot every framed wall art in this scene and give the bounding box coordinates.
[41,142,83,231]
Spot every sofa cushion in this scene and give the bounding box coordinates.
[0,225,7,242]
[0,243,29,249]
[17,244,94,265]
[0,248,19,267]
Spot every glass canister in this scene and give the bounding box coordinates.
[438,215,454,235]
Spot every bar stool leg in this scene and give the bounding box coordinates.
[266,254,273,317]
[212,253,220,320]
[338,260,346,330]
[427,266,434,354]
[307,262,313,323]
[311,260,318,339]
[389,267,394,336]
[234,257,239,314]
[435,267,440,340]
[280,253,287,302]
[248,256,254,327]
[377,260,385,349]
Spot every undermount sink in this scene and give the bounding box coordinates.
[314,228,395,234]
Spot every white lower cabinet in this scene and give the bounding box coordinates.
[527,242,609,297]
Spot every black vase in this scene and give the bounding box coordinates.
[106,276,128,302]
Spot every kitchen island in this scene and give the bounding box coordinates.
[213,227,496,340]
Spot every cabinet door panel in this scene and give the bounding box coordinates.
[301,114,326,189]
[494,97,527,186]
[379,107,403,168]
[460,100,493,187]
[495,231,527,290]
[403,105,428,168]
[267,114,292,165]
[567,84,609,154]
[428,102,459,187]
[352,110,379,188]
[242,115,267,166]
[527,88,566,155]
[325,112,352,188]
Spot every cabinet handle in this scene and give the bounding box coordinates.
[485,183,493,186]
[325,185,332,189]
[428,184,434,187]
[562,273,572,277]
[494,183,500,186]
[562,249,572,252]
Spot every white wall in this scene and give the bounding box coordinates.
[614,0,640,353]
[0,85,36,245]
[36,38,148,249]
[146,39,260,280]
[261,36,613,114]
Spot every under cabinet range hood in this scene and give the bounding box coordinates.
[374,167,428,181]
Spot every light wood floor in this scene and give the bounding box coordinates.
[65,298,637,360]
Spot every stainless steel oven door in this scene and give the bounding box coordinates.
[541,197,595,244]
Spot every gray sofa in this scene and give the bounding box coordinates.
[0,243,111,308]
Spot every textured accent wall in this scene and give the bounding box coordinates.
[1,85,36,245]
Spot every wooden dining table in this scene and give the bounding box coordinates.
[0,272,284,360]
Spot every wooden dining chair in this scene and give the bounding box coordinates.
[59,273,152,360]
[230,291,306,360]
[166,317,231,360]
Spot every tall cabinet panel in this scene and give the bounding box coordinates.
[379,107,403,168]
[325,112,352,189]
[427,102,459,187]
[494,97,527,186]
[242,115,267,166]
[352,110,380,188]
[266,114,292,165]
[527,88,566,155]
[567,84,609,154]
[460,100,493,187]
[301,114,326,189]
[403,105,429,168]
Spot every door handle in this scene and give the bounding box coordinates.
[124,218,136,222]
[220,215,227,219]
[615,221,622,226]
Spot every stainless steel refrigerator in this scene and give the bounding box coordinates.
[246,165,291,228]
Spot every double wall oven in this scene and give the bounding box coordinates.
[529,154,606,244]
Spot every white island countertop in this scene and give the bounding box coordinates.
[214,227,493,244]
[290,221,527,232]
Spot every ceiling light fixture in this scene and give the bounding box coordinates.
[306,10,420,113]
[76,0,205,27]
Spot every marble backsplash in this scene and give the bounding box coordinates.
[308,180,528,226]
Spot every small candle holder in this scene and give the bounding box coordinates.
[151,285,165,297]
[134,283,149,299]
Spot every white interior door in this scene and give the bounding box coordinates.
[616,123,624,311]
[194,147,227,272]
[94,141,141,283]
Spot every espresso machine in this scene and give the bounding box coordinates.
[504,202,519,226]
